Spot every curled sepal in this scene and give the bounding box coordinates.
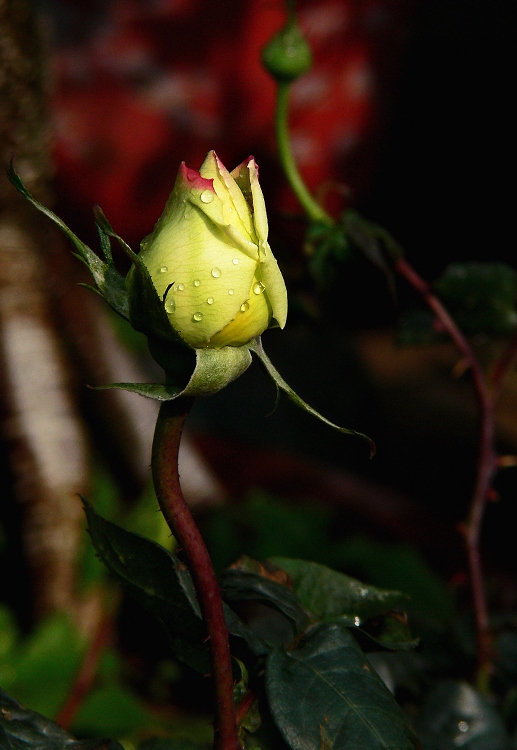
[249,338,376,457]
[93,205,180,345]
[7,162,129,321]
[92,343,252,401]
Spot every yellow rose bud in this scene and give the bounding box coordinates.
[138,151,288,349]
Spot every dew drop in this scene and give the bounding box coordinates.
[165,298,176,313]
[232,258,239,265]
[193,279,201,287]
[159,266,168,273]
[192,312,204,322]
[177,283,185,291]
[200,190,214,204]
[228,289,234,295]
[354,616,361,627]
[240,301,250,312]
[458,721,469,733]
[211,267,222,278]
[207,297,214,305]
[253,282,265,295]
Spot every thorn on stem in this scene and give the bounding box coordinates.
[452,357,471,379]
[497,454,517,468]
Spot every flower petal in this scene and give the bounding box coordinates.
[209,275,272,348]
[232,158,268,249]
[260,241,288,328]
[199,151,255,242]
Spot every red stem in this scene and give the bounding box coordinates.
[395,258,497,677]
[151,398,239,750]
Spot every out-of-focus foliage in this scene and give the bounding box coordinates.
[399,263,517,344]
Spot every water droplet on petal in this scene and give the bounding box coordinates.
[194,279,201,287]
[200,190,214,203]
[207,297,214,305]
[165,298,176,313]
[240,301,250,312]
[177,283,185,291]
[228,289,234,295]
[211,267,221,278]
[192,312,204,322]
[232,258,239,265]
[159,266,168,273]
[253,282,265,295]
[458,721,469,733]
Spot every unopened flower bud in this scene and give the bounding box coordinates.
[136,151,288,349]
[262,19,312,83]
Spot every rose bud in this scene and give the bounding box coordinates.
[137,151,287,349]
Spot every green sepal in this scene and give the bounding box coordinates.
[249,338,376,456]
[92,205,180,346]
[8,163,130,321]
[92,343,252,401]
[91,382,184,401]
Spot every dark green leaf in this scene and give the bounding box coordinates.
[83,499,264,671]
[305,220,352,288]
[399,263,517,343]
[415,680,513,750]
[343,210,398,300]
[7,163,129,321]
[219,568,311,636]
[334,538,454,622]
[0,687,123,750]
[249,340,375,457]
[266,623,420,750]
[435,262,517,337]
[83,498,206,671]
[353,612,419,652]
[268,558,408,624]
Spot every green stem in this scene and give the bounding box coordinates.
[275,81,333,225]
[152,398,238,750]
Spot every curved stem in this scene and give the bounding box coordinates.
[275,82,333,225]
[152,398,238,750]
[395,257,496,681]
